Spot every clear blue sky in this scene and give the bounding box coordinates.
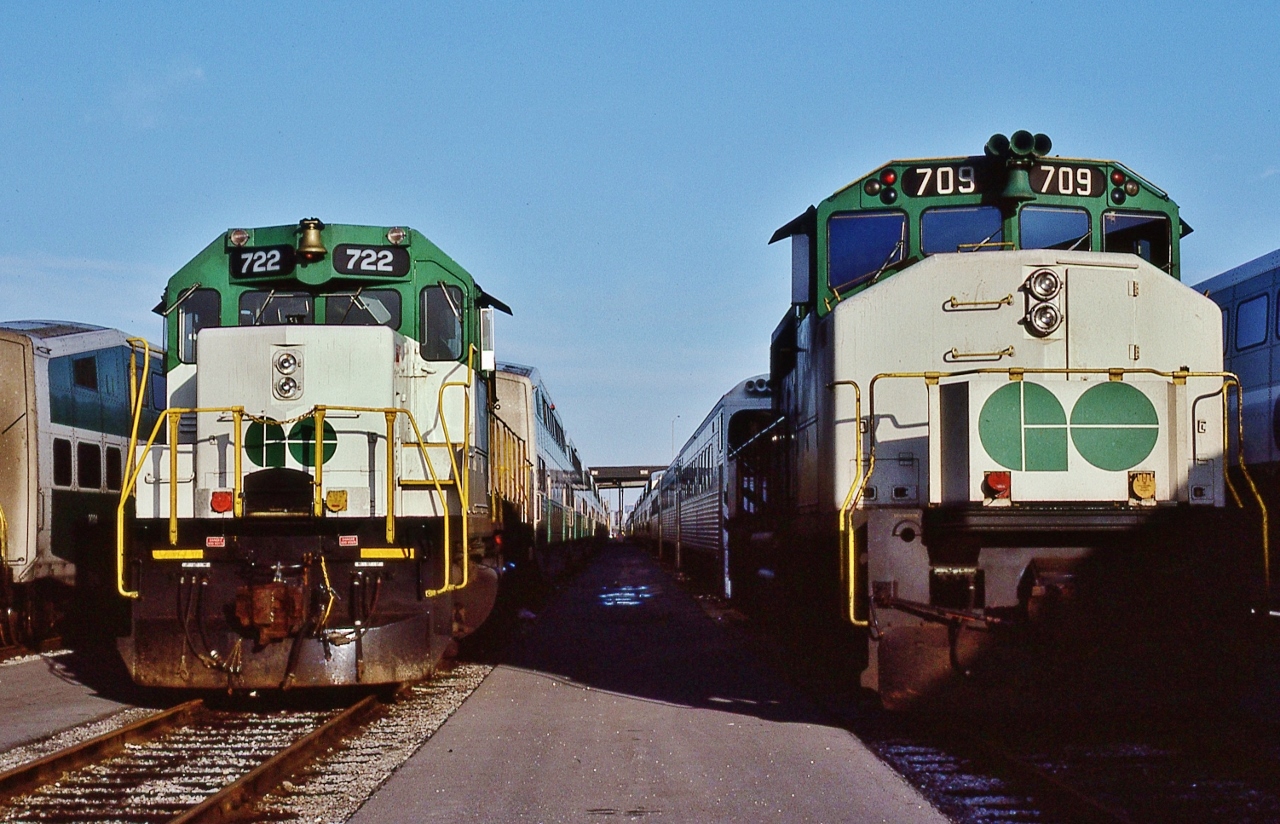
[1,2,1277,472]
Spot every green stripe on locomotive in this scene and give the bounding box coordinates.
[159,222,486,372]
[792,132,1188,316]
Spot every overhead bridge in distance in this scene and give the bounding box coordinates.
[589,466,666,536]
[589,465,667,488]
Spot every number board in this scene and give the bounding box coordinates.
[230,246,296,278]
[903,164,992,197]
[333,245,411,276]
[1029,163,1104,197]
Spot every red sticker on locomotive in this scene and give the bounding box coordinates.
[339,535,359,547]
[205,536,226,548]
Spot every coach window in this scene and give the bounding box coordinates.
[324,289,402,328]
[77,442,102,490]
[828,211,907,292]
[921,206,1003,254]
[176,289,221,364]
[420,284,464,360]
[1236,294,1268,350]
[53,438,72,487]
[1103,212,1171,271]
[239,291,314,326]
[106,446,122,492]
[1021,206,1090,251]
[1222,307,1229,353]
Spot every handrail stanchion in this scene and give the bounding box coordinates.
[384,411,397,544]
[168,411,179,547]
[232,408,244,518]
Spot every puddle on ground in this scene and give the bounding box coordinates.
[598,584,659,607]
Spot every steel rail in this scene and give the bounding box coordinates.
[170,694,382,824]
[0,699,203,804]
[948,728,1136,824]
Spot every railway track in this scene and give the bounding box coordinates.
[863,713,1280,824]
[0,694,384,823]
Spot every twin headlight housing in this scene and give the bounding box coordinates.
[1024,269,1063,337]
[272,349,303,400]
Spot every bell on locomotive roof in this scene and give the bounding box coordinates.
[1002,165,1036,201]
[297,218,327,262]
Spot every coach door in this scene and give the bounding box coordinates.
[0,335,35,571]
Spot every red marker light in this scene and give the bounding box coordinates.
[210,490,234,513]
[880,169,897,185]
[1110,170,1126,186]
[983,471,1012,498]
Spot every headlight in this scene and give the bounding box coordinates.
[276,376,301,399]
[1027,302,1062,336]
[274,351,299,374]
[1026,269,1061,301]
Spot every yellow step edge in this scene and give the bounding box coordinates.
[360,547,416,560]
[152,549,205,560]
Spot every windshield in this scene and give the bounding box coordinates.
[174,288,221,363]
[1103,211,1171,271]
[323,289,402,327]
[239,291,314,326]
[921,206,1004,254]
[828,211,907,291]
[1021,206,1091,251]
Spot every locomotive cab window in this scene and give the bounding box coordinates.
[1235,293,1268,350]
[323,289,402,327]
[1103,211,1171,271]
[176,288,221,364]
[420,284,464,360]
[1021,206,1090,251]
[239,291,314,326]
[921,206,1003,254]
[828,211,907,292]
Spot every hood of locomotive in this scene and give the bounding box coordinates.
[192,325,401,518]
[828,250,1225,508]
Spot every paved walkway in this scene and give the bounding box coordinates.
[351,544,947,823]
[0,650,135,753]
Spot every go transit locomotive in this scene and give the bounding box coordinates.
[118,219,526,689]
[755,132,1251,707]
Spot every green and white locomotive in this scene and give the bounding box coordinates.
[759,133,1244,707]
[120,219,522,689]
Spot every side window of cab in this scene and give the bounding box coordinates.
[420,284,464,360]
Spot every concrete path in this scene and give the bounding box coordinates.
[0,650,134,753]
[351,544,948,824]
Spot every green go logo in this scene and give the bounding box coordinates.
[245,419,338,467]
[978,382,1159,472]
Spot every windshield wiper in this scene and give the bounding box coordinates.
[1067,231,1091,252]
[333,287,364,324]
[439,282,461,321]
[252,289,278,325]
[960,226,1005,253]
[868,239,905,286]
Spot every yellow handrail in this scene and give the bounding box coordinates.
[426,345,475,596]
[831,380,867,627]
[117,344,512,603]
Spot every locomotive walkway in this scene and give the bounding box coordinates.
[351,543,946,823]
